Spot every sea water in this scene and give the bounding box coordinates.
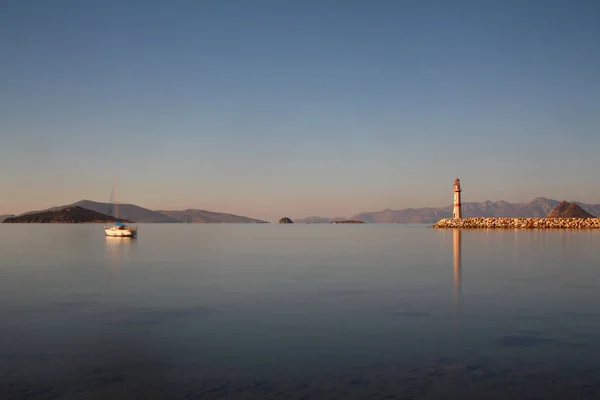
[1,224,600,399]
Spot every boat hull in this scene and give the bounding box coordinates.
[104,228,137,237]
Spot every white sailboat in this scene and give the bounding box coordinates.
[103,178,138,238]
[104,221,137,237]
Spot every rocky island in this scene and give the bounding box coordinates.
[433,201,600,229]
[278,217,294,224]
[331,220,364,224]
[545,200,595,218]
[2,206,132,224]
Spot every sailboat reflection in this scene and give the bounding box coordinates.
[104,236,136,279]
[453,229,462,313]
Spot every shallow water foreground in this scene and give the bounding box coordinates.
[1,224,600,399]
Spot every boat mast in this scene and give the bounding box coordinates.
[114,177,118,219]
[107,177,118,219]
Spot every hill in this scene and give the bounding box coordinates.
[573,201,600,217]
[0,214,15,222]
[17,200,177,223]
[75,200,178,223]
[561,203,596,218]
[309,197,600,224]
[546,201,596,218]
[12,201,267,223]
[157,209,268,223]
[3,206,130,223]
[546,201,571,218]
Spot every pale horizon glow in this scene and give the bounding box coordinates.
[2,185,598,221]
[1,1,600,220]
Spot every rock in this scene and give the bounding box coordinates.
[278,217,294,224]
[432,217,600,229]
[546,201,595,218]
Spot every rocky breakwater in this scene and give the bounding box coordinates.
[432,217,600,229]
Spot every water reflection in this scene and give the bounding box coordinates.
[453,229,462,313]
[104,236,136,279]
[4,225,600,398]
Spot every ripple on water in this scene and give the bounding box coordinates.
[562,311,600,317]
[511,315,552,321]
[109,306,218,326]
[496,335,549,347]
[393,312,432,317]
[514,329,545,335]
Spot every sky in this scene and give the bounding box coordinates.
[1,0,599,220]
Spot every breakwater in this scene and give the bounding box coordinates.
[432,217,600,229]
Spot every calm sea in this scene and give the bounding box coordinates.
[1,224,600,399]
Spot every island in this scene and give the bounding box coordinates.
[2,206,132,224]
[546,201,595,218]
[331,220,365,224]
[0,214,15,222]
[278,217,294,224]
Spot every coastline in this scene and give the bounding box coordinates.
[432,217,600,229]
[1,220,130,224]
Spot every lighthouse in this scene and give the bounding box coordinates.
[453,177,462,219]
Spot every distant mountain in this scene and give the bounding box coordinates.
[0,214,15,222]
[294,216,347,224]
[294,216,333,224]
[547,201,596,218]
[573,202,600,217]
[84,200,179,222]
[12,200,267,223]
[561,203,596,218]
[351,207,450,223]
[74,200,179,223]
[3,206,130,224]
[546,201,571,218]
[331,197,600,223]
[17,200,178,223]
[458,197,561,218]
[157,209,268,223]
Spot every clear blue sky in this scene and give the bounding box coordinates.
[1,0,599,220]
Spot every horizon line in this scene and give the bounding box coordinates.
[3,196,594,220]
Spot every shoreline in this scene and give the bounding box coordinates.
[432,217,600,229]
[1,221,130,224]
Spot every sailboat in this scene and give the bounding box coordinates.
[103,178,138,238]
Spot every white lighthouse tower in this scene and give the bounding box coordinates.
[453,177,462,219]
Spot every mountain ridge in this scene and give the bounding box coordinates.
[312,197,600,224]
[157,209,268,223]
[12,200,268,223]
[8,197,600,224]
[0,214,15,222]
[17,200,178,223]
[294,216,347,224]
[3,206,130,224]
